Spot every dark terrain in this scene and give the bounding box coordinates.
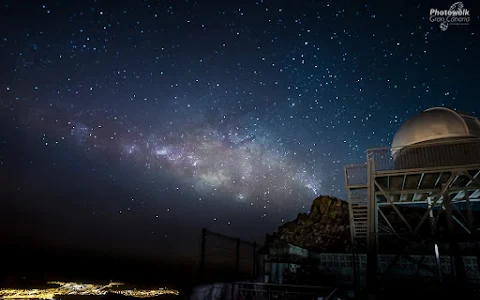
[1,239,198,297]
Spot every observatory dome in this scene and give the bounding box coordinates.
[391,107,480,156]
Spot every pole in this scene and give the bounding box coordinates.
[253,242,257,279]
[464,189,474,229]
[351,246,358,291]
[366,154,377,293]
[443,186,466,282]
[465,189,480,277]
[199,228,207,283]
[236,238,241,276]
[443,186,456,278]
[427,197,442,279]
[233,238,240,300]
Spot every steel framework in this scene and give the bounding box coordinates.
[345,137,480,292]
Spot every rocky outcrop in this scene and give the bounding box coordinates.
[267,195,351,253]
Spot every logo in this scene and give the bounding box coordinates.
[430,2,470,31]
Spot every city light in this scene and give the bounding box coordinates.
[0,281,179,299]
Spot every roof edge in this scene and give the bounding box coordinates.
[423,107,470,134]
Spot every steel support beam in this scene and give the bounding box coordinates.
[377,201,428,206]
[434,172,443,187]
[413,174,456,235]
[443,185,455,279]
[452,215,471,234]
[375,185,480,196]
[427,197,437,236]
[443,185,467,282]
[452,202,471,228]
[435,206,442,227]
[452,190,466,201]
[375,200,379,251]
[471,189,480,199]
[378,223,394,234]
[427,196,442,280]
[463,170,480,187]
[464,188,474,229]
[414,194,442,235]
[462,187,480,277]
[366,154,377,294]
[412,173,425,201]
[451,198,480,204]
[374,180,412,232]
[347,189,355,245]
[378,207,397,234]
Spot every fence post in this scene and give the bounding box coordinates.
[199,228,207,283]
[253,242,257,279]
[236,238,241,277]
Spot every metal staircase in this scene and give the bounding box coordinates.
[350,192,368,239]
[345,164,369,242]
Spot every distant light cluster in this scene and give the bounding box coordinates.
[0,281,178,299]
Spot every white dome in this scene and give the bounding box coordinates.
[391,107,480,156]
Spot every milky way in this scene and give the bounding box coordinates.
[18,101,321,211]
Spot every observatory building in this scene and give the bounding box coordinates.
[344,107,480,290]
[392,107,480,169]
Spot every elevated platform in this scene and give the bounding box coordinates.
[375,169,480,205]
[346,138,480,239]
[344,109,480,291]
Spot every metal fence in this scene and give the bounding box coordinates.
[265,249,480,287]
[344,164,368,186]
[191,282,338,300]
[199,228,262,284]
[367,137,480,172]
[235,282,338,300]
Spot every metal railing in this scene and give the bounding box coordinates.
[191,282,338,300]
[265,252,480,286]
[367,137,480,172]
[236,282,338,300]
[344,164,368,186]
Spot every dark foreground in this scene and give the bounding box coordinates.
[0,242,198,298]
[3,242,479,300]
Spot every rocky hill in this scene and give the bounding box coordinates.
[267,195,351,253]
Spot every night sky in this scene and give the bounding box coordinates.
[0,1,478,261]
